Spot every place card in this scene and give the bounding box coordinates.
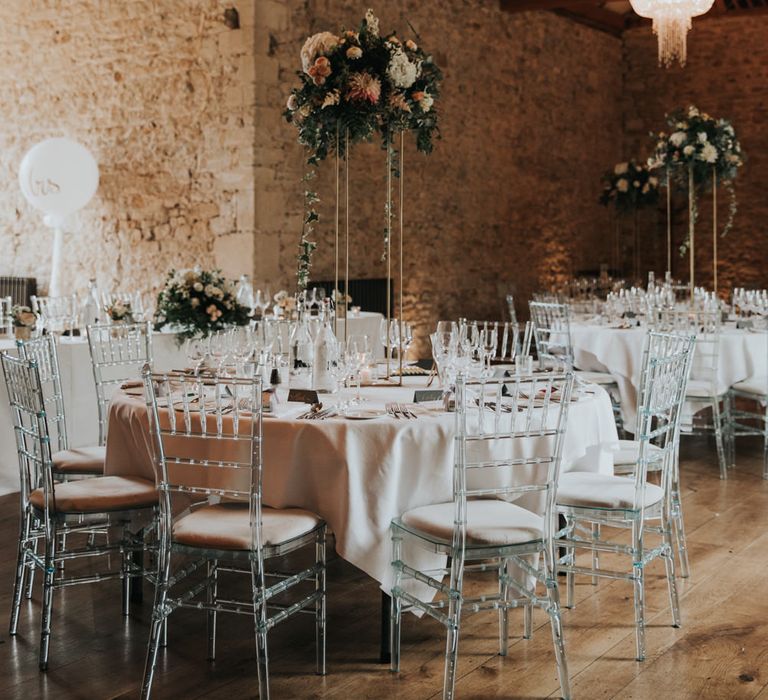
[414,390,443,403]
[287,388,320,404]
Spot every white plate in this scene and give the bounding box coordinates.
[343,408,387,420]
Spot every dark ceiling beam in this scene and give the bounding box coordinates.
[555,6,628,34]
[500,0,603,12]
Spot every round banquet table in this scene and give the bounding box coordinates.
[105,375,619,595]
[571,321,768,432]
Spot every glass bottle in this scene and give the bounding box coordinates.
[289,313,313,389]
[312,303,338,393]
[81,278,100,328]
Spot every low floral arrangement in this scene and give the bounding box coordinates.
[105,300,135,323]
[599,160,660,213]
[154,268,250,340]
[649,105,744,247]
[11,305,36,328]
[273,290,298,318]
[284,8,442,164]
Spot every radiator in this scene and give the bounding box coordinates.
[311,278,394,316]
[0,277,37,307]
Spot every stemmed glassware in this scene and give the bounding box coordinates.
[345,334,371,404]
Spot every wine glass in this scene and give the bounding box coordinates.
[480,326,498,375]
[346,334,370,404]
[183,336,208,375]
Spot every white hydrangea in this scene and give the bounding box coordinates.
[669,131,687,147]
[387,48,419,89]
[699,143,718,163]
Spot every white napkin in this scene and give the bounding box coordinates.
[266,401,313,420]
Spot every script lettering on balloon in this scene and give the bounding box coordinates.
[27,169,61,197]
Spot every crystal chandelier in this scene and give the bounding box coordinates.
[629,0,715,67]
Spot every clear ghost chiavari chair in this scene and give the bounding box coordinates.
[141,368,327,699]
[556,331,695,661]
[1,295,12,335]
[86,322,153,446]
[657,306,730,479]
[390,371,575,700]
[30,294,79,336]
[1,351,157,671]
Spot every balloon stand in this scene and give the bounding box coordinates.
[49,226,63,297]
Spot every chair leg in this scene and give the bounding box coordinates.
[442,599,462,700]
[390,531,403,673]
[315,527,326,676]
[631,522,646,662]
[252,558,270,700]
[206,560,218,660]
[670,479,691,579]
[26,528,39,599]
[141,536,172,699]
[591,523,600,586]
[523,603,533,640]
[498,558,509,654]
[39,520,57,671]
[763,403,768,480]
[662,519,681,629]
[9,510,32,635]
[725,392,736,469]
[566,518,575,609]
[121,524,132,617]
[543,546,571,700]
[712,399,728,480]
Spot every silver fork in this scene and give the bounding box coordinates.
[386,402,401,419]
[398,403,417,419]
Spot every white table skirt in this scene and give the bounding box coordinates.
[104,377,618,596]
[571,322,768,432]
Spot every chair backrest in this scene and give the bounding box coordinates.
[16,335,68,452]
[143,368,264,549]
[87,322,153,446]
[632,331,695,515]
[505,295,518,325]
[0,352,55,508]
[101,291,146,320]
[528,301,573,369]
[464,321,519,363]
[0,296,12,334]
[453,371,574,558]
[656,308,720,395]
[31,294,79,335]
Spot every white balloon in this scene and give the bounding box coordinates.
[18,138,99,219]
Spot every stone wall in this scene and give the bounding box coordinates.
[262,1,624,353]
[623,15,768,293]
[0,0,256,298]
[0,0,626,356]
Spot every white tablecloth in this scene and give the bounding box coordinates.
[105,377,618,595]
[0,313,386,496]
[571,322,768,431]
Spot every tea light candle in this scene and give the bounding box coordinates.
[359,367,373,385]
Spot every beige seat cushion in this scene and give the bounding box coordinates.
[399,500,543,547]
[686,379,728,398]
[557,471,663,510]
[29,476,157,514]
[731,375,768,397]
[575,370,616,386]
[173,503,323,551]
[612,439,664,467]
[52,446,106,475]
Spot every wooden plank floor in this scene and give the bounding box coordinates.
[1,435,766,699]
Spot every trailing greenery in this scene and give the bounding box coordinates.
[296,170,319,291]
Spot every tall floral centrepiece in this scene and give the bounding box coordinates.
[649,105,745,293]
[154,268,250,341]
[285,9,442,165]
[284,8,442,295]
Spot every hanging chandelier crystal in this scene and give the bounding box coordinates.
[629,0,715,67]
